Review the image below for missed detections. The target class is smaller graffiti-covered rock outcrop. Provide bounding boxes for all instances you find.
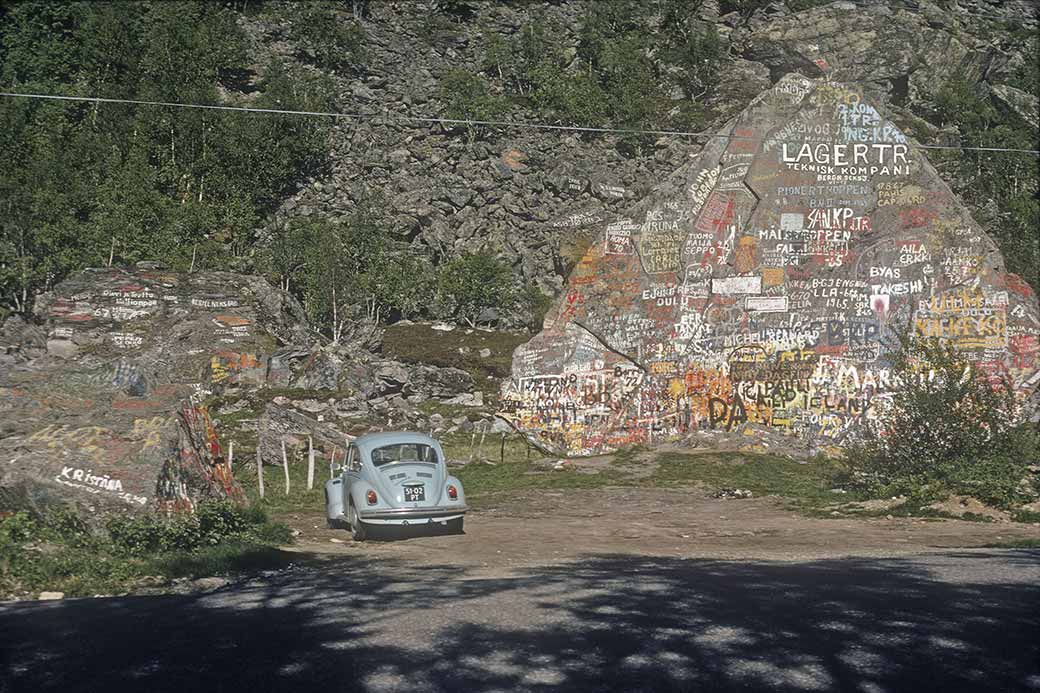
[0,266,309,514]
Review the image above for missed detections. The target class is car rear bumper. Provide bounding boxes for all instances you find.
[358,505,467,523]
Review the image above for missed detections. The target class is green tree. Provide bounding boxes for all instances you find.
[281,1,366,72]
[928,77,1039,290]
[0,1,332,312]
[436,254,515,327]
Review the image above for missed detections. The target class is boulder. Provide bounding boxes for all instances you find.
[499,75,1040,456]
[0,266,309,513]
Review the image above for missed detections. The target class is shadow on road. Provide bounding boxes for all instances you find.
[1,550,1037,692]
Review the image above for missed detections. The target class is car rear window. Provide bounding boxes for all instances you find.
[370,443,439,467]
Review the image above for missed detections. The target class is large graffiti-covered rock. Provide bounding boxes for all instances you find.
[0,266,311,513]
[499,75,1040,457]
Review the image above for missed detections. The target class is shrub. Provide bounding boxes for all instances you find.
[285,1,366,72]
[845,334,1039,508]
[0,511,37,548]
[436,253,515,327]
[437,68,508,141]
[106,500,278,556]
[927,77,1038,290]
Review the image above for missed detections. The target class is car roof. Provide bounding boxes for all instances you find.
[353,431,440,454]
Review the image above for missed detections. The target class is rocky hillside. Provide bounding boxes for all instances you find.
[2,1,1034,332]
[252,0,1038,321]
[0,0,1036,514]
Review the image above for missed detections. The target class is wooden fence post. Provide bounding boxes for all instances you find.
[227,440,234,475]
[256,421,265,499]
[330,446,337,480]
[307,436,315,490]
[500,432,506,464]
[281,438,290,495]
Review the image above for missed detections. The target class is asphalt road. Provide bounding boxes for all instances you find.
[2,549,1038,692]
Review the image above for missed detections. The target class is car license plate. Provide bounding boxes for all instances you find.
[403,486,425,502]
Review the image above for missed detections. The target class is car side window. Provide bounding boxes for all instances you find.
[347,445,360,472]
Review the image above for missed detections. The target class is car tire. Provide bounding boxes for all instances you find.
[348,501,367,542]
[445,517,464,535]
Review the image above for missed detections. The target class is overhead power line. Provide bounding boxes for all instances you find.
[1,91,1037,155]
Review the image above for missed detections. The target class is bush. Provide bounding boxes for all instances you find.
[1,502,292,597]
[927,77,1038,291]
[0,511,38,552]
[106,500,279,556]
[437,68,509,141]
[436,253,515,326]
[285,1,366,71]
[845,335,1039,508]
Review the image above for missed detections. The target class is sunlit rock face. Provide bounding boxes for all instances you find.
[0,266,309,514]
[499,75,1040,457]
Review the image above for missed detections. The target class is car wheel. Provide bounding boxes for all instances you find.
[348,501,367,542]
[445,517,464,535]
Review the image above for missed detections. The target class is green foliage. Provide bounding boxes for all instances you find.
[926,77,1039,290]
[845,335,1039,509]
[0,502,292,597]
[436,254,516,326]
[717,0,772,19]
[482,21,554,96]
[437,68,508,141]
[475,1,720,146]
[105,500,283,555]
[529,65,611,127]
[0,511,38,551]
[266,198,434,339]
[649,452,858,510]
[1005,36,1038,95]
[279,0,366,72]
[658,3,724,99]
[0,1,331,313]
[521,284,554,330]
[1011,509,1040,524]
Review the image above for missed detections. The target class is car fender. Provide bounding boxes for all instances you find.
[348,480,385,515]
[324,477,345,520]
[445,474,466,507]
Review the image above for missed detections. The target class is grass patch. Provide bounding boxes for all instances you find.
[441,430,625,507]
[1012,509,1040,524]
[0,503,295,599]
[153,543,301,579]
[647,452,861,511]
[416,400,486,421]
[381,323,531,400]
[453,461,624,507]
[234,449,328,516]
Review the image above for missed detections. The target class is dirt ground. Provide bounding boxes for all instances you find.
[276,487,1040,575]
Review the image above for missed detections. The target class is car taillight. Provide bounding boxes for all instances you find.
[447,485,458,500]
[366,490,377,505]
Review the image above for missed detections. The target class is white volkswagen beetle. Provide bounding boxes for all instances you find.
[325,432,467,540]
